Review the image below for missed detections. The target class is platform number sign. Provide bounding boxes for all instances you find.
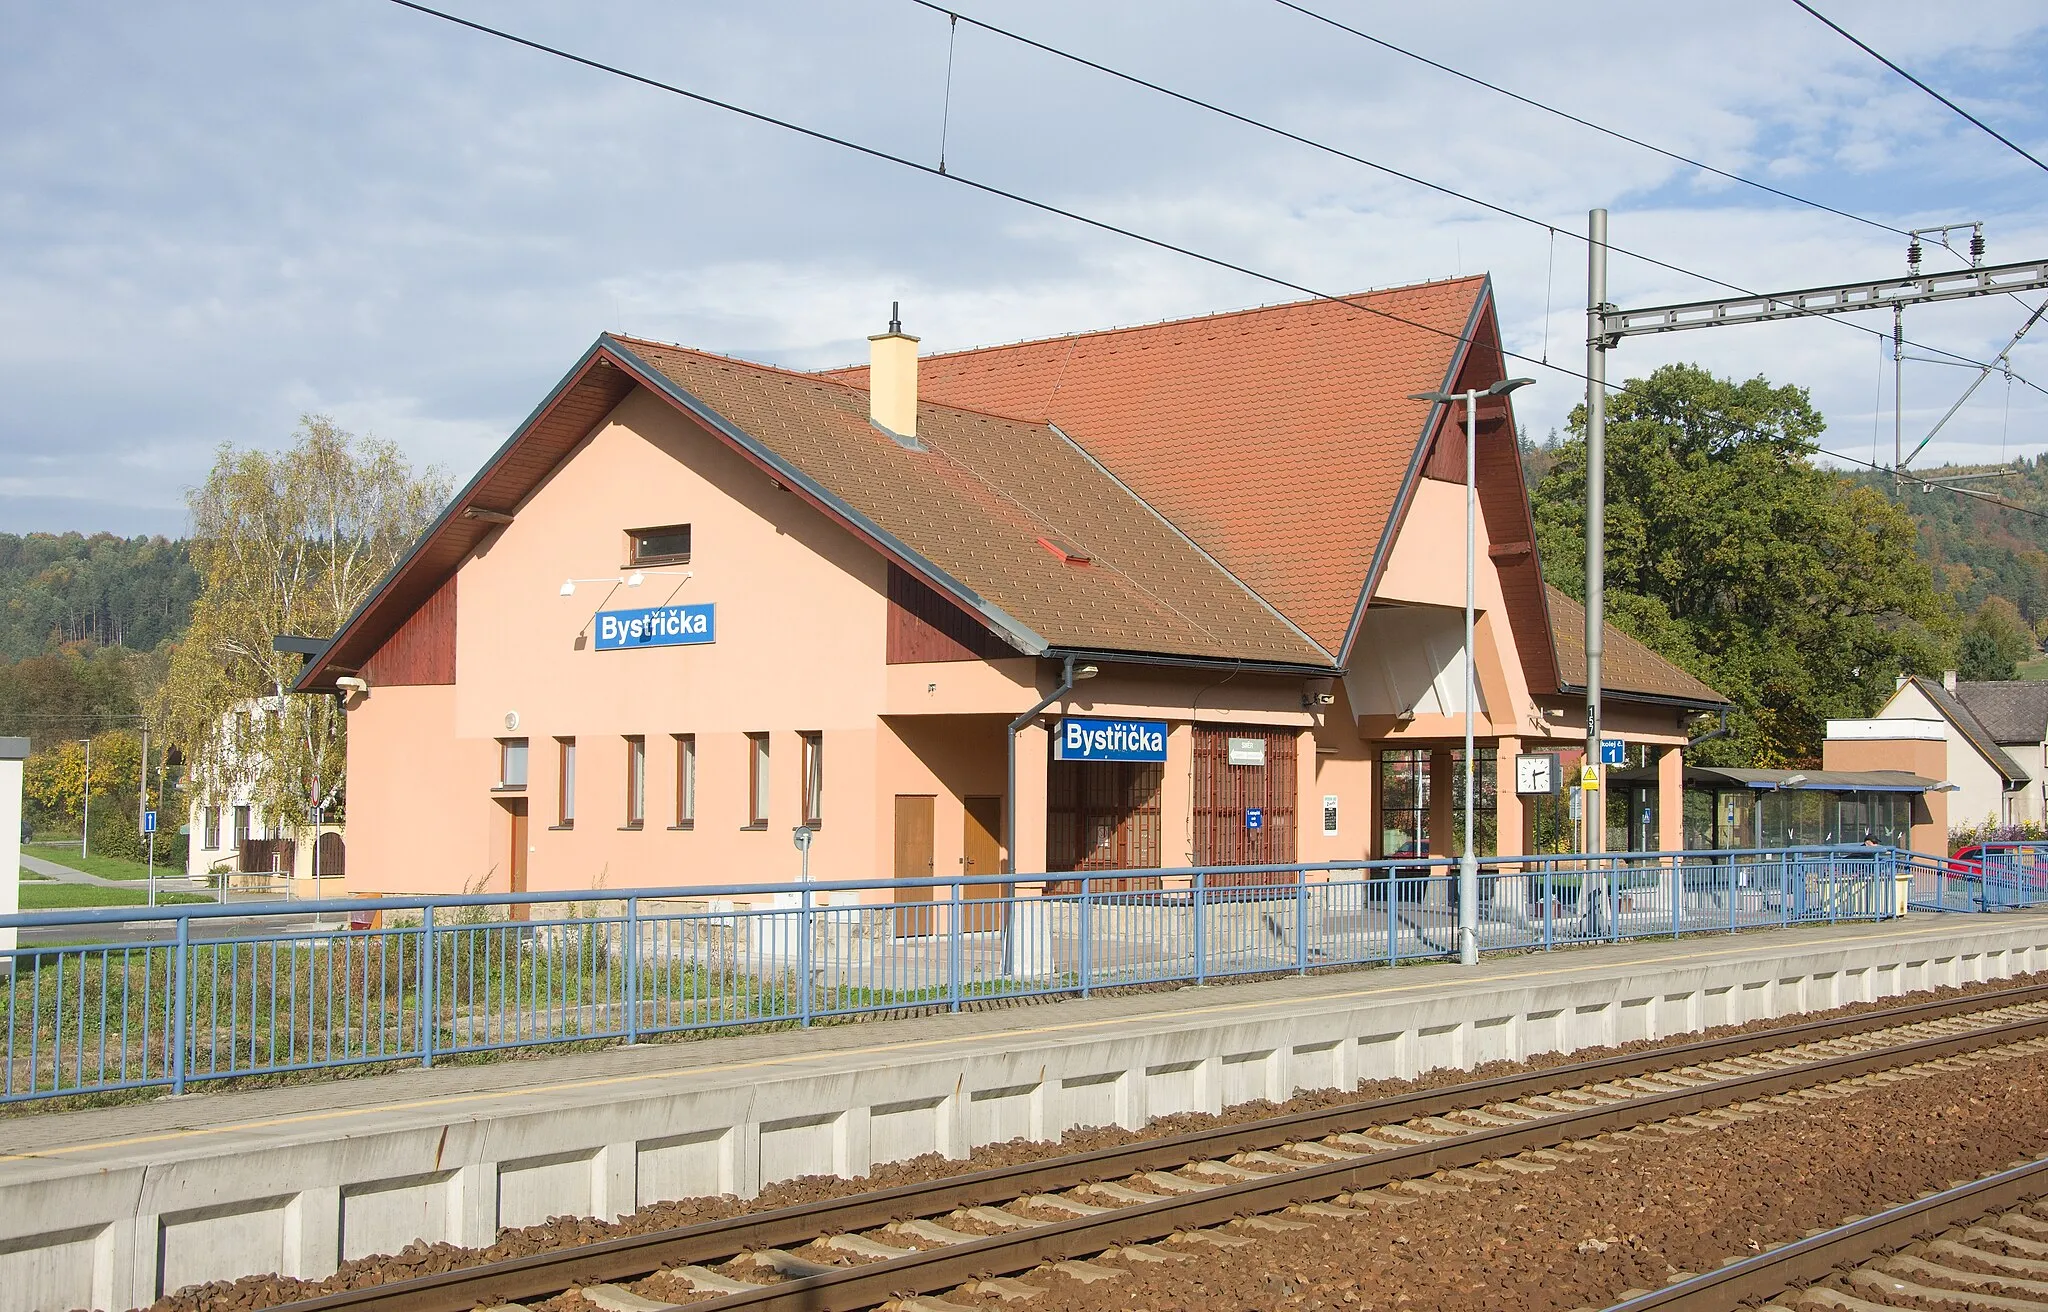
[1245,807,1264,831]
[1600,738,1626,766]
[142,810,157,835]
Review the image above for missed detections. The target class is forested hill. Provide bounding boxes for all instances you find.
[0,532,198,659]
[1852,456,2048,628]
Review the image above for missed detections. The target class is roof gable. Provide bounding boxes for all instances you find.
[301,334,1333,690]
[821,279,1491,658]
[1899,676,2031,784]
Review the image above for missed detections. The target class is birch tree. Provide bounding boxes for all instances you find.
[155,417,448,825]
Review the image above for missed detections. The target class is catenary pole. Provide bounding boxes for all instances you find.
[1584,208,1608,853]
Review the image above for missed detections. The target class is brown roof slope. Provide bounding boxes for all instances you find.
[612,338,1332,667]
[1544,586,1730,708]
[822,280,1488,656]
[1953,680,2048,745]
[1908,676,2030,784]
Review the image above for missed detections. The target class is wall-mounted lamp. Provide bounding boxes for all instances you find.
[1073,664,1100,680]
[561,570,696,645]
[335,676,368,695]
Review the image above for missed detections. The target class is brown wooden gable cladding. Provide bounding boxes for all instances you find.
[363,574,455,686]
[886,563,1017,664]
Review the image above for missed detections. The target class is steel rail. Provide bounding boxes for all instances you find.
[265,983,2048,1312]
[1604,1155,2048,1310]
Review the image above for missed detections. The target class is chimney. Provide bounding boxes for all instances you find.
[867,302,919,439]
[1943,669,1958,693]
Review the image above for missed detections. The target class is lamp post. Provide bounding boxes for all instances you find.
[79,737,92,859]
[1409,376,1535,965]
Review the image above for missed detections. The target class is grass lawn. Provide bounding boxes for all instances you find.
[2019,656,2048,681]
[19,883,209,910]
[23,845,177,882]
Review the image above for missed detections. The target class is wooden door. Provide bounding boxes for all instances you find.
[961,795,1008,932]
[892,794,936,936]
[503,798,530,920]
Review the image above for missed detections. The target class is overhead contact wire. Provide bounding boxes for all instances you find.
[909,3,2020,381]
[1791,0,2048,177]
[382,0,2039,523]
[1272,0,1916,236]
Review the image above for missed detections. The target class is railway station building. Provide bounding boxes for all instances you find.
[297,277,1735,897]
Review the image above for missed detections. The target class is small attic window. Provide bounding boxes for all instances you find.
[628,524,691,566]
[1037,536,1092,566]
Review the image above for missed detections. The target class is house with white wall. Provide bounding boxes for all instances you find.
[185,698,345,886]
[1873,675,2034,829]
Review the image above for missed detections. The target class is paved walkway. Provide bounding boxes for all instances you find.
[7,909,2041,1162]
[19,851,130,887]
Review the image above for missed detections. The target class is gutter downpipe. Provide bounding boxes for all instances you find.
[1007,655,1080,875]
[1004,655,1080,977]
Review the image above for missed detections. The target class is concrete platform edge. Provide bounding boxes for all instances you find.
[3,915,2044,1311]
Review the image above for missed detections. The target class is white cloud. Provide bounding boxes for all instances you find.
[2,0,2046,533]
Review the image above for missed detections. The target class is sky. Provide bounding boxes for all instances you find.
[3,0,2047,538]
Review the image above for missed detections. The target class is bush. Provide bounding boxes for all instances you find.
[1948,817,2048,855]
[83,808,187,867]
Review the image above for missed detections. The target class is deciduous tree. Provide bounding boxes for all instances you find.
[1532,364,1953,767]
[154,417,447,826]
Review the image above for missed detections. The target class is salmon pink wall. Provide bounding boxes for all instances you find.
[347,388,895,893]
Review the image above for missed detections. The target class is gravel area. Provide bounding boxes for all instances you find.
[136,971,2048,1312]
[950,1041,2048,1312]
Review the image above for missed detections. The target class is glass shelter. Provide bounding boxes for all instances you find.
[1603,765,1934,852]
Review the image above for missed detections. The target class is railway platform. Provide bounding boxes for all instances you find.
[5,910,2048,1311]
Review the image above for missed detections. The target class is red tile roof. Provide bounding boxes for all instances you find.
[301,278,1719,717]
[823,278,1490,657]
[1545,587,1731,708]
[613,338,1330,666]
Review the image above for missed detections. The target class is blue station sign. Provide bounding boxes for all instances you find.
[1054,717,1168,763]
[594,603,717,651]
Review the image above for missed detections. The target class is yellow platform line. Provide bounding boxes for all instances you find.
[1,916,2019,1164]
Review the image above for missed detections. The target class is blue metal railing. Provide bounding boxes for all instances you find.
[0,845,1899,1104]
[1906,842,2048,913]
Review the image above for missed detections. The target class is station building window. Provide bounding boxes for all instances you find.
[1451,746,1497,856]
[1378,748,1429,859]
[801,731,824,826]
[746,733,770,827]
[624,735,645,829]
[233,805,251,847]
[203,806,221,850]
[556,737,576,827]
[499,737,528,789]
[627,523,691,566]
[673,733,696,828]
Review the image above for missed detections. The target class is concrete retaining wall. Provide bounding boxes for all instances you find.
[5,917,2047,1311]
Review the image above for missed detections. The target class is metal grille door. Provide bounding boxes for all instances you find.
[1192,727,1297,882]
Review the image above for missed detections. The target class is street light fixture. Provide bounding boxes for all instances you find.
[1409,376,1536,965]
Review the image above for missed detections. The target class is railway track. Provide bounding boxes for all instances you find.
[1603,1155,2048,1310]
[264,983,2048,1312]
